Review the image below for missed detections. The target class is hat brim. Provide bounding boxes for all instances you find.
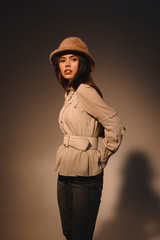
[49,49,95,71]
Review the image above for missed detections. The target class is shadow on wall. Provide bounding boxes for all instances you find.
[95,150,160,240]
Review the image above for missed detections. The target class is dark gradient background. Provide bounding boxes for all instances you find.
[1,1,160,240]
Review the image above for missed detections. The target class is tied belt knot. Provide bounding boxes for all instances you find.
[63,135,98,151]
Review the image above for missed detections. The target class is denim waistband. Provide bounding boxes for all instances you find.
[58,171,103,183]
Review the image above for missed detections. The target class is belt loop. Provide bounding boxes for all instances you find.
[67,135,70,147]
[64,135,70,147]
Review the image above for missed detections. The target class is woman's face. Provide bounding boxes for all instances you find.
[59,54,79,83]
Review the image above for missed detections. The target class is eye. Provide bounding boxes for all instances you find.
[59,59,65,63]
[71,57,78,62]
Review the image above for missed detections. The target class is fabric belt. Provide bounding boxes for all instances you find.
[63,135,98,151]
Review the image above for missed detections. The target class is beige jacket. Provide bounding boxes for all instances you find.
[55,83,125,176]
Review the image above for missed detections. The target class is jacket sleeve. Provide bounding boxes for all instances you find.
[77,84,126,167]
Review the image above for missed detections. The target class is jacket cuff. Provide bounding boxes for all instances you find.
[101,143,113,159]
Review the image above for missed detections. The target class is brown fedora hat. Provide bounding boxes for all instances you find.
[49,37,95,71]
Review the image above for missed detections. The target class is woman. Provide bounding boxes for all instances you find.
[49,37,125,240]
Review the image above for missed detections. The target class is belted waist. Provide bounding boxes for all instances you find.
[63,135,98,151]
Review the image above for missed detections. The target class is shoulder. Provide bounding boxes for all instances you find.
[75,84,116,120]
[75,83,104,111]
[76,84,99,98]
[77,83,94,91]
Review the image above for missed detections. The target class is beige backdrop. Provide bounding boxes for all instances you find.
[1,1,160,240]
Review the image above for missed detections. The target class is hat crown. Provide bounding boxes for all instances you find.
[59,37,89,52]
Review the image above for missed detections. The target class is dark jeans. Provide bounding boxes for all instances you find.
[57,172,103,240]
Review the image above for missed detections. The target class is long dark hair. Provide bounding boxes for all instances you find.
[54,53,103,98]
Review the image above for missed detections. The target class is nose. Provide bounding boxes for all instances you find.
[65,59,71,67]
